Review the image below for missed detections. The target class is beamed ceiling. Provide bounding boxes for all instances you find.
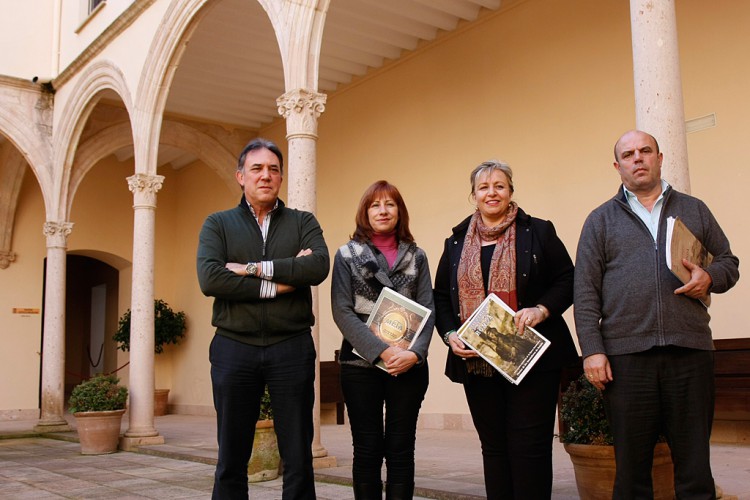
[165,0,505,130]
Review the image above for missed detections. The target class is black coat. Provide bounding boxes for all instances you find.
[433,208,578,383]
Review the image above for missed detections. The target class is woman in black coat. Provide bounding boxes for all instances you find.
[433,160,577,500]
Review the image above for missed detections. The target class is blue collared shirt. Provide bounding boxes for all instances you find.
[623,179,669,241]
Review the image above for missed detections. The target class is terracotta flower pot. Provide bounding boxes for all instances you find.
[154,389,170,416]
[564,441,674,500]
[73,409,126,455]
[248,420,280,482]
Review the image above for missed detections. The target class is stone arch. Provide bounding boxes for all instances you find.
[157,120,238,189]
[0,82,54,207]
[133,0,321,177]
[0,142,28,268]
[67,119,237,216]
[134,0,225,178]
[53,60,134,222]
[0,79,56,268]
[275,0,330,90]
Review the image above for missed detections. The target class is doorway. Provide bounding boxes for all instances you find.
[63,255,120,399]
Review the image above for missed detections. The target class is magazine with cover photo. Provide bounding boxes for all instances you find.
[457,293,550,385]
[353,287,432,371]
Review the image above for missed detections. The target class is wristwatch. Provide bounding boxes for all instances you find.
[245,262,258,277]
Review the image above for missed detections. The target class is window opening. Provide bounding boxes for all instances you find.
[89,0,106,15]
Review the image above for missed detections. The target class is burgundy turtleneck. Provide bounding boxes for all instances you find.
[371,231,398,268]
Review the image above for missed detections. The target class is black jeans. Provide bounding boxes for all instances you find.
[605,346,715,500]
[463,368,561,500]
[210,333,317,500]
[340,362,429,485]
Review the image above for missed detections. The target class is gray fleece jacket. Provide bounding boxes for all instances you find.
[574,185,739,357]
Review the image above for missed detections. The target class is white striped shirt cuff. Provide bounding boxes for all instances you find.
[259,261,274,280]
[259,279,277,299]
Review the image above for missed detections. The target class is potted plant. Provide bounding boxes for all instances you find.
[68,374,128,454]
[560,373,674,499]
[113,299,186,415]
[248,385,280,482]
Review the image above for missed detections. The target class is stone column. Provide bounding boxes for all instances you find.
[630,0,690,193]
[35,221,74,432]
[121,173,165,449]
[277,88,335,466]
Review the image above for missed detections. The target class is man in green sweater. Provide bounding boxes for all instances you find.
[197,138,329,499]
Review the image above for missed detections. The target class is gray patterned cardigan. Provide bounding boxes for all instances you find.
[331,239,435,367]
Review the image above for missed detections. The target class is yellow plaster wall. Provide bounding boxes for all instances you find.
[677,0,750,337]
[66,155,135,387]
[0,168,47,413]
[65,152,239,407]
[299,0,748,418]
[153,159,237,411]
[68,157,135,257]
[309,0,637,417]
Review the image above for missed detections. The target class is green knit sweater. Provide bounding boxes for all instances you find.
[197,198,329,345]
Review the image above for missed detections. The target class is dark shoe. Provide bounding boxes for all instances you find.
[385,482,414,500]
[353,481,383,499]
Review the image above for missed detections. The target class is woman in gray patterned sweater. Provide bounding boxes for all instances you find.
[331,180,435,500]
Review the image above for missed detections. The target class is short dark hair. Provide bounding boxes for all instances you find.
[352,180,414,244]
[237,138,284,174]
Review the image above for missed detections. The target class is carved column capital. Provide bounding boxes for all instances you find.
[43,221,74,248]
[277,89,327,138]
[127,174,165,208]
[0,250,16,269]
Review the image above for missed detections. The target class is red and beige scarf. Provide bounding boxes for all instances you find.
[457,203,518,375]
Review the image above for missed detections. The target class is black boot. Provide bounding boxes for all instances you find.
[385,482,414,500]
[353,481,383,499]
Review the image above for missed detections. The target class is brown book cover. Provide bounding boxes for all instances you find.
[666,216,713,306]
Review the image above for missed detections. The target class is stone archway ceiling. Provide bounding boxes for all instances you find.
[165,0,503,131]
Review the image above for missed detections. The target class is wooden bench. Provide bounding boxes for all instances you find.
[712,338,750,443]
[558,339,750,443]
[320,351,345,425]
[714,338,750,418]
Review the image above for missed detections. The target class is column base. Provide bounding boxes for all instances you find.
[124,425,159,438]
[312,443,328,458]
[119,434,165,451]
[313,455,337,469]
[34,420,71,433]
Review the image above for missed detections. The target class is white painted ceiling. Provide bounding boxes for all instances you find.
[165,0,504,131]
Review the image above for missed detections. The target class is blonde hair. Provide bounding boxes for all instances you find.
[469,160,513,195]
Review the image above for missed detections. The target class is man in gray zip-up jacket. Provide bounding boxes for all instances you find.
[574,130,739,499]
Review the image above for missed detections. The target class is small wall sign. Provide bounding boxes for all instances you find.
[13,308,40,315]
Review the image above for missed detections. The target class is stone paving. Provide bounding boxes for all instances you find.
[0,415,748,499]
[0,437,386,500]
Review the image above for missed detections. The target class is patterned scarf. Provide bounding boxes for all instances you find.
[457,203,518,375]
